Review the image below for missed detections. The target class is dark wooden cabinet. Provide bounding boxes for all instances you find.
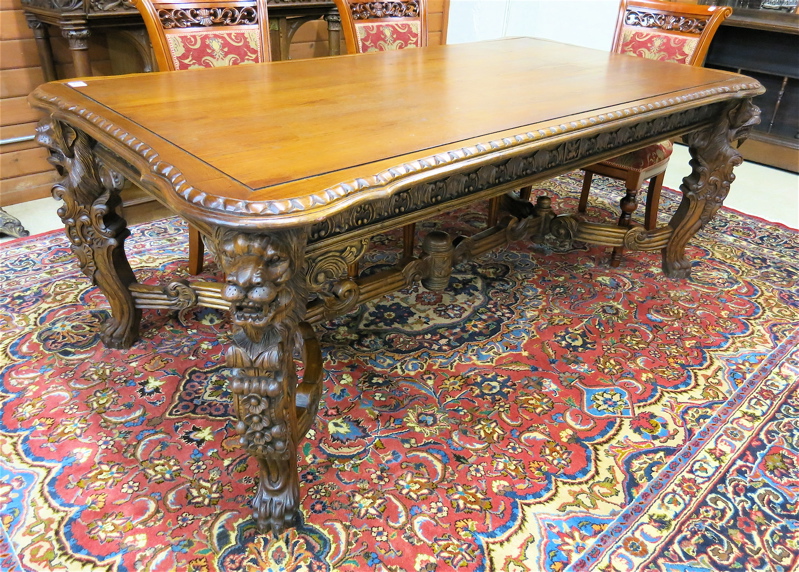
[22,0,342,82]
[701,2,799,172]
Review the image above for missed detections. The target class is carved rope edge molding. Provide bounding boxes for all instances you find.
[33,81,762,219]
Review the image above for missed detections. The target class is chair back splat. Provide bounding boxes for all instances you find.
[612,0,731,66]
[134,0,272,72]
[334,0,428,54]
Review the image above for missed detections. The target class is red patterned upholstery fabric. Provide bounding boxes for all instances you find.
[354,21,422,52]
[619,29,698,64]
[165,29,262,70]
[601,140,674,172]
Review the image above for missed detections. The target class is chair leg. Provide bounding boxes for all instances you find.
[609,180,641,267]
[578,171,593,214]
[643,171,665,231]
[487,196,502,227]
[519,185,532,202]
[402,223,416,260]
[188,226,204,275]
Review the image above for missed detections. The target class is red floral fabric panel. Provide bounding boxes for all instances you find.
[602,140,674,171]
[354,21,422,52]
[165,28,262,70]
[619,29,698,64]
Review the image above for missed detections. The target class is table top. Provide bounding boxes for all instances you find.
[30,37,762,228]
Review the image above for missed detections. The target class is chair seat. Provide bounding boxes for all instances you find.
[600,139,673,172]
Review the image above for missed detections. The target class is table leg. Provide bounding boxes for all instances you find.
[211,227,322,534]
[662,98,761,279]
[62,25,93,78]
[36,118,141,348]
[26,15,57,82]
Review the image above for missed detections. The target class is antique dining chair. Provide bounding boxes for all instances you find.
[334,0,428,265]
[577,0,732,266]
[334,0,428,55]
[133,0,272,274]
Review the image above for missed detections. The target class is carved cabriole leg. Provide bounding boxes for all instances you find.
[212,227,321,534]
[36,118,141,349]
[663,99,761,278]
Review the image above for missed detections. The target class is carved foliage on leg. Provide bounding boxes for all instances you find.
[215,227,318,533]
[664,99,760,278]
[36,118,140,348]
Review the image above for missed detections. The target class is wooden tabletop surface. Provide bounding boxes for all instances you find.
[31,37,762,225]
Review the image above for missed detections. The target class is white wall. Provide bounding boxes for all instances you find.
[447,0,619,52]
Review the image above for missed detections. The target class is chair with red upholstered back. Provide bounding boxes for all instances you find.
[132,0,272,274]
[334,0,428,54]
[578,0,731,266]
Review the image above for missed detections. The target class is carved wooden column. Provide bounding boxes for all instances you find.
[35,118,141,348]
[421,230,453,291]
[25,15,57,82]
[325,12,341,56]
[62,24,92,77]
[211,227,322,534]
[663,99,761,278]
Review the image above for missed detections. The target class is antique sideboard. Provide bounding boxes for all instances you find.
[22,0,341,81]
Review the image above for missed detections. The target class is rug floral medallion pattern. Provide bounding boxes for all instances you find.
[0,173,797,572]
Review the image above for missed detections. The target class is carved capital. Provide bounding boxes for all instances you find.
[664,99,761,278]
[306,237,369,292]
[25,14,46,32]
[63,28,91,50]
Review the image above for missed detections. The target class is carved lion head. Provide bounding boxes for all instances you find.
[216,230,305,342]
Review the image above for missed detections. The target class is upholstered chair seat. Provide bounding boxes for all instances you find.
[601,140,674,172]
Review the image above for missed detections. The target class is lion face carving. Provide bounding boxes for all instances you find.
[216,231,301,342]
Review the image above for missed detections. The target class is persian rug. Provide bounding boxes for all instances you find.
[0,172,797,572]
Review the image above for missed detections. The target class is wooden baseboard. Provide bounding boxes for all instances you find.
[740,136,799,173]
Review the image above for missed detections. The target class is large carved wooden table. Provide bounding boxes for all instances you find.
[29,38,763,534]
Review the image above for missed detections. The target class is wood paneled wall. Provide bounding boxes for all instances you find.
[1,0,55,207]
[0,0,448,207]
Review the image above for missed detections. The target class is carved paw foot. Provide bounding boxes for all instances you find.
[252,476,300,534]
[663,258,692,280]
[100,317,139,349]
